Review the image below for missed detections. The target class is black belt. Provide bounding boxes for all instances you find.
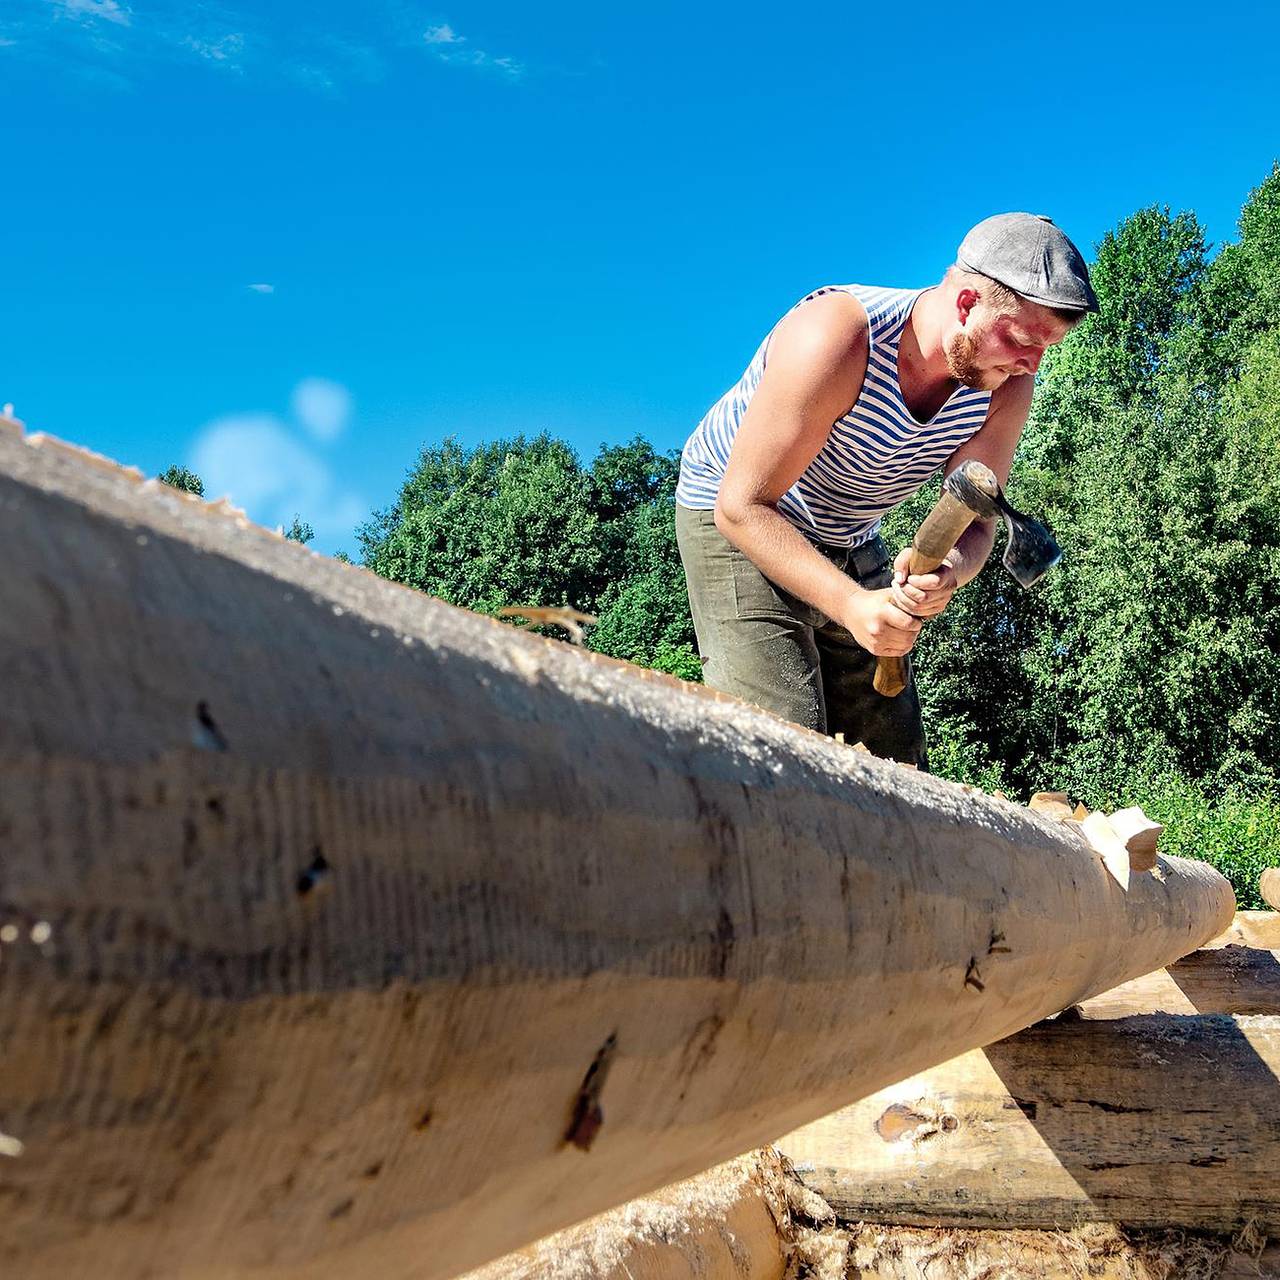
[813,535,889,581]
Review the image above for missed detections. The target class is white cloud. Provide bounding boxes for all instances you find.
[422,20,522,78]
[247,282,274,294]
[181,31,244,65]
[190,380,364,539]
[292,377,352,443]
[435,46,522,77]
[50,0,131,27]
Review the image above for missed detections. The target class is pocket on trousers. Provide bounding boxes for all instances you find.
[731,556,826,629]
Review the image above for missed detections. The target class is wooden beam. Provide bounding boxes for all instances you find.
[780,1006,1280,1231]
[1261,869,1280,912]
[1077,942,1280,1018]
[1211,910,1280,949]
[0,429,1235,1280]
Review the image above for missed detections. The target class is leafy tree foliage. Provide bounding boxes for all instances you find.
[358,433,697,674]
[159,464,204,496]
[284,516,315,545]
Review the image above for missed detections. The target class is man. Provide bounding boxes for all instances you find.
[675,213,1097,766]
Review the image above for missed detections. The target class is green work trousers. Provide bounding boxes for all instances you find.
[675,504,928,767]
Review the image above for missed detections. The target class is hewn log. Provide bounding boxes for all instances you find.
[0,429,1235,1280]
[458,1152,788,1280]
[1211,910,1280,949]
[1261,869,1280,912]
[1078,942,1280,1018]
[780,1012,1280,1231]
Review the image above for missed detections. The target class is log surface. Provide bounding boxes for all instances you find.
[1078,942,1280,1018]
[1261,869,1280,912]
[1211,910,1280,950]
[0,430,1235,1279]
[457,1152,788,1280]
[781,1012,1280,1231]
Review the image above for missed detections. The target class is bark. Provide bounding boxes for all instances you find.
[0,430,1235,1279]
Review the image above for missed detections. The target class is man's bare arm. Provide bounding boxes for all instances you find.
[714,292,922,658]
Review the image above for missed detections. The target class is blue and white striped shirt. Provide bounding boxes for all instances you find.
[676,284,993,548]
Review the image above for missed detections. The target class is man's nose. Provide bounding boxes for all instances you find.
[1020,348,1045,375]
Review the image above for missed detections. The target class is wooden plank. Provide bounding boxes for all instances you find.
[0,429,1236,1280]
[780,1012,1280,1232]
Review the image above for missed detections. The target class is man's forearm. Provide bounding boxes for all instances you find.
[945,518,997,587]
[714,500,860,620]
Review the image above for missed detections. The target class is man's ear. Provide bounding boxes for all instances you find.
[956,288,980,327]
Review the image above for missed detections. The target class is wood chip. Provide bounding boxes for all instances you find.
[1029,791,1075,821]
[1079,811,1131,891]
[1108,806,1163,873]
[496,605,599,645]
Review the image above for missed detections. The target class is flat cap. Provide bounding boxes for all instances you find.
[957,213,1098,313]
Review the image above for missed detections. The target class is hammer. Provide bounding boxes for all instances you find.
[872,460,1062,697]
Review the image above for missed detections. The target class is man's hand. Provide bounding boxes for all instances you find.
[890,546,960,619]
[843,587,923,657]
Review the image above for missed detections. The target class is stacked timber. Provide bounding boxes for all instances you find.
[779,925,1280,1235]
[0,423,1237,1278]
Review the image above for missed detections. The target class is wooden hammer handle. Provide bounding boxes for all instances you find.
[872,490,984,698]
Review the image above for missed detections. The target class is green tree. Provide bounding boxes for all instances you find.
[284,516,315,545]
[584,439,698,672]
[359,434,602,614]
[358,433,698,676]
[158,464,204,496]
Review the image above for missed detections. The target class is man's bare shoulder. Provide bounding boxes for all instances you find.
[988,373,1036,420]
[767,290,870,383]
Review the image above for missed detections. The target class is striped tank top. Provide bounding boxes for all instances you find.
[676,284,993,548]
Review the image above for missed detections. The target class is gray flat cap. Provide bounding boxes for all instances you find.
[957,213,1098,313]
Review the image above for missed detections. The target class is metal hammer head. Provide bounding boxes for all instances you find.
[943,460,1062,589]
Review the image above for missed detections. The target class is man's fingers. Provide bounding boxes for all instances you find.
[876,634,918,656]
[883,605,922,633]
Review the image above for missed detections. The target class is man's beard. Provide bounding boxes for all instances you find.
[945,326,1006,391]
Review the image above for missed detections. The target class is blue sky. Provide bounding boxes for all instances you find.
[3,1,1278,555]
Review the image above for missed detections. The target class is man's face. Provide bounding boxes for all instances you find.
[946,301,1076,391]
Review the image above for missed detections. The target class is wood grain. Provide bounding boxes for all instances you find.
[781,1008,1280,1231]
